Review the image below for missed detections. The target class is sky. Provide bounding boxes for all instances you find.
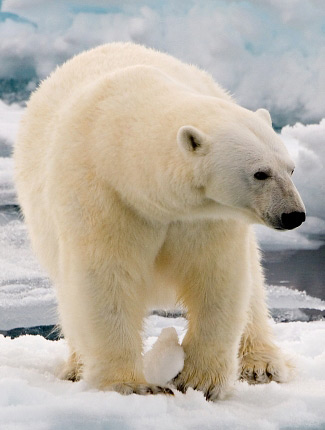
[0,0,324,127]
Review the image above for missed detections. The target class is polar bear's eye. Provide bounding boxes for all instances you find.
[254,171,269,180]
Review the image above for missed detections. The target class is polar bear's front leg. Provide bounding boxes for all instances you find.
[239,231,293,384]
[58,257,149,392]
[166,221,252,400]
[56,203,172,395]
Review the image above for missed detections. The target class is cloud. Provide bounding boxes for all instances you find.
[255,219,325,251]
[0,0,324,126]
[281,120,325,221]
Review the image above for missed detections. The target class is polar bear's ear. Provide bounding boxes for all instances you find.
[177,126,210,156]
[256,108,272,127]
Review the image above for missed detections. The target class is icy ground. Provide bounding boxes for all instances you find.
[0,317,324,430]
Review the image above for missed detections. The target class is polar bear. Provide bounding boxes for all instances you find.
[14,42,305,400]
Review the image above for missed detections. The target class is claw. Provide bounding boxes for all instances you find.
[175,382,187,393]
[162,387,174,396]
[108,382,174,396]
[205,385,222,402]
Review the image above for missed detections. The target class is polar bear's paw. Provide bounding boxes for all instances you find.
[240,346,294,384]
[171,363,234,401]
[107,382,174,396]
[58,352,82,382]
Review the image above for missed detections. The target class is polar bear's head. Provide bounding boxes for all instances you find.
[177,105,305,230]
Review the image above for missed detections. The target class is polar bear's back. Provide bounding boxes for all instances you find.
[37,43,229,110]
[17,43,231,172]
[16,43,230,182]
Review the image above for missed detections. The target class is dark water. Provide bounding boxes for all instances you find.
[263,245,325,300]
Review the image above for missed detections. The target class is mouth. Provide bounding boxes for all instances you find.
[263,213,286,231]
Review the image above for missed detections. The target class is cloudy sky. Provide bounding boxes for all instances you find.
[0,0,325,127]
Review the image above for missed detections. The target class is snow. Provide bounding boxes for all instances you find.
[143,327,184,386]
[0,317,324,429]
[266,285,325,311]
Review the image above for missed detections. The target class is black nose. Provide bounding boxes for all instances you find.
[281,211,306,230]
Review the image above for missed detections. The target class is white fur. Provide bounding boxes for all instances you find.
[14,42,304,399]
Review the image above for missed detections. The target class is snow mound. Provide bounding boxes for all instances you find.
[143,327,184,385]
